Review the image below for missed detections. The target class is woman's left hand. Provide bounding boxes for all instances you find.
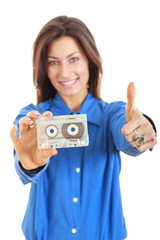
[121,83,157,152]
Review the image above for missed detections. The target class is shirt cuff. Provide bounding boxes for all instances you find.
[19,161,46,174]
[14,152,50,184]
[143,114,157,152]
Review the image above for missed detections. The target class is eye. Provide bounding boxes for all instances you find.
[48,61,59,65]
[70,57,79,63]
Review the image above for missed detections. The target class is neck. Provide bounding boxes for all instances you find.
[59,91,88,112]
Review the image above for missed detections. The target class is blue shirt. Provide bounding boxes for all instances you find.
[14,93,141,240]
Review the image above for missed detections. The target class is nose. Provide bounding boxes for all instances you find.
[60,63,70,79]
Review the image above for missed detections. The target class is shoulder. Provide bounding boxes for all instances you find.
[95,97,126,115]
[18,100,52,115]
[108,101,126,114]
[13,100,52,125]
[88,96,127,127]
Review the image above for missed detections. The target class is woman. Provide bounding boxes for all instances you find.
[10,16,157,240]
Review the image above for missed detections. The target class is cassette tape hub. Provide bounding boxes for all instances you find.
[36,114,89,149]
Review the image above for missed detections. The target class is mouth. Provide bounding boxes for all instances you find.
[60,78,78,86]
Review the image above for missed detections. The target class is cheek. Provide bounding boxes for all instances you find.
[77,64,89,81]
[47,68,57,83]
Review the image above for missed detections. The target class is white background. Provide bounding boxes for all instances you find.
[0,0,160,239]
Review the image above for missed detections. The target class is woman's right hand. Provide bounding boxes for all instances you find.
[10,110,58,170]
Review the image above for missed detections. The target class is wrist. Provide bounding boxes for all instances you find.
[19,161,46,174]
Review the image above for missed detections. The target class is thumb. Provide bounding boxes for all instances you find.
[41,148,58,164]
[10,125,19,145]
[42,148,58,159]
[126,82,136,122]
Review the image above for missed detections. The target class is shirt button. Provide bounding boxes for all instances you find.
[76,168,80,173]
[73,197,78,203]
[72,228,77,234]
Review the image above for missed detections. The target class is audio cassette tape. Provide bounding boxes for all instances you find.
[36,114,89,149]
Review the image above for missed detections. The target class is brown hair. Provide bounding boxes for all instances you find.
[33,16,103,104]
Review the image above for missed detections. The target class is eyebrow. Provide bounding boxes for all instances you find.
[47,51,80,59]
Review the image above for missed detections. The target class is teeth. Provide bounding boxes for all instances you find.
[61,79,77,86]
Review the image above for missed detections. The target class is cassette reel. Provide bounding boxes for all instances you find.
[36,114,89,149]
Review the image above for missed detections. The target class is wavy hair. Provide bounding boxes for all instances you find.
[33,16,103,104]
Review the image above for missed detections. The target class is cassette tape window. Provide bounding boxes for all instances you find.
[10,16,157,240]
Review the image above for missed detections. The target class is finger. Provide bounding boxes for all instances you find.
[129,128,157,148]
[10,125,19,144]
[26,111,42,129]
[126,82,136,122]
[124,122,156,143]
[19,116,33,136]
[135,138,157,152]
[137,123,156,141]
[121,113,143,135]
[42,111,53,117]
[42,148,58,159]
[27,110,41,120]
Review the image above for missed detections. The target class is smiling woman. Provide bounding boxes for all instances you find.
[10,15,157,240]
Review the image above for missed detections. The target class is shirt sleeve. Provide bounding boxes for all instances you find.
[14,151,50,184]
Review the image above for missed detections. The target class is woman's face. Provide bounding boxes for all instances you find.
[46,36,89,101]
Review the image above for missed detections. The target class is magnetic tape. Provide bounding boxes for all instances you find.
[36,114,89,149]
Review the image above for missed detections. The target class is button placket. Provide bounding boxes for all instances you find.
[71,148,82,236]
[72,228,77,234]
[73,197,79,203]
[73,169,80,204]
[76,167,81,173]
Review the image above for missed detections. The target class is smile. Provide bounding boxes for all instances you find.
[60,79,78,86]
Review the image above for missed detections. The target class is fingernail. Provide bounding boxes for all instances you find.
[45,111,52,116]
[130,82,134,84]
[34,112,41,118]
[26,117,32,123]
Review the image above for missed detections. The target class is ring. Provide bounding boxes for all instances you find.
[134,130,145,145]
[29,123,36,129]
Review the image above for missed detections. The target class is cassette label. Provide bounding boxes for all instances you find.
[36,114,89,149]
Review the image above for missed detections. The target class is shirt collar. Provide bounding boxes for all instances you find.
[51,93,102,127]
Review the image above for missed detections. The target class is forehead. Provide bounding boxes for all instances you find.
[47,36,83,56]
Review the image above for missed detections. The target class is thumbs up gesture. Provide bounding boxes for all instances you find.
[121,82,157,152]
